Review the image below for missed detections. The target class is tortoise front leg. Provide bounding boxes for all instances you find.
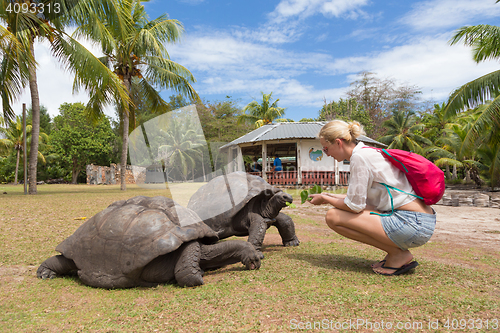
[273,212,300,247]
[174,241,204,287]
[247,213,268,257]
[37,255,78,279]
[199,240,261,271]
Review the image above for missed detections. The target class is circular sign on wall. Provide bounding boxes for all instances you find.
[309,147,323,161]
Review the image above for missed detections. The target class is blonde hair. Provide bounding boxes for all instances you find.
[318,120,365,144]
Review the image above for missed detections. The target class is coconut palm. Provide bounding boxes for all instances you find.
[238,92,287,128]
[446,23,500,142]
[156,116,205,182]
[0,115,49,184]
[476,135,500,189]
[0,22,34,123]
[422,102,456,141]
[378,110,431,154]
[427,117,484,184]
[0,0,129,193]
[422,102,459,178]
[457,102,500,187]
[73,0,197,190]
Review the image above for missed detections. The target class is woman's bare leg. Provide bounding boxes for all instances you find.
[325,208,413,274]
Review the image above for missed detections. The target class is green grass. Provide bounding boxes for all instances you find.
[1,184,499,332]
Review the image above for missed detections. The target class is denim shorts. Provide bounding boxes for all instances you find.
[380,209,436,251]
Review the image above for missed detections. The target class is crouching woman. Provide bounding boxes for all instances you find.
[309,120,436,275]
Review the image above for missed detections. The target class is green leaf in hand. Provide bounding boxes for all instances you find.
[310,184,322,195]
[300,190,310,204]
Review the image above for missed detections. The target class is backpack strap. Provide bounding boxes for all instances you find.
[363,146,409,173]
[379,149,409,173]
[369,183,423,217]
[363,147,422,216]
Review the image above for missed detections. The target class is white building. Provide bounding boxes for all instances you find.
[221,122,386,186]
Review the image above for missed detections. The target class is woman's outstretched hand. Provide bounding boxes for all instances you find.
[309,193,325,205]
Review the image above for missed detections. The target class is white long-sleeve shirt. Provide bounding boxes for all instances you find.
[344,142,417,213]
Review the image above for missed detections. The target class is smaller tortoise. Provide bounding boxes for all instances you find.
[187,172,299,256]
[37,196,261,288]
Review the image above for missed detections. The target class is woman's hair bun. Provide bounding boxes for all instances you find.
[347,121,363,140]
[319,119,365,143]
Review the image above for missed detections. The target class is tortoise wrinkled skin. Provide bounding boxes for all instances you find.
[187,172,300,256]
[37,196,261,288]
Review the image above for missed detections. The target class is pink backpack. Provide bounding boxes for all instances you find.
[365,147,445,207]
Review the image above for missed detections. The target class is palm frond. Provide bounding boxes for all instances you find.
[49,31,131,120]
[434,157,463,168]
[144,56,197,100]
[444,70,500,118]
[449,25,500,62]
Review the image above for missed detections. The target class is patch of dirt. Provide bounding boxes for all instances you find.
[0,265,37,284]
[429,205,500,248]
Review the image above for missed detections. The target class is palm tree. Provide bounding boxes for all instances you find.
[476,135,500,189]
[0,116,49,184]
[446,22,500,141]
[378,110,431,154]
[422,102,458,178]
[446,17,500,185]
[422,102,455,141]
[238,92,286,128]
[456,102,500,187]
[0,0,129,194]
[157,116,205,182]
[427,118,482,184]
[73,0,197,190]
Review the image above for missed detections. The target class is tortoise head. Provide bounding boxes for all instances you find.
[260,188,293,219]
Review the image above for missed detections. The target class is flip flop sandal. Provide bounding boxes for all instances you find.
[376,261,419,276]
[370,259,386,268]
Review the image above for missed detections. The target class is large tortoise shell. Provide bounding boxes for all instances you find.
[187,172,280,221]
[56,196,218,288]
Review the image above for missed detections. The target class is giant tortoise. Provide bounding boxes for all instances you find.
[37,196,261,288]
[187,172,299,256]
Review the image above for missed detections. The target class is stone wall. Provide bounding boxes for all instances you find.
[86,164,146,185]
[436,189,500,208]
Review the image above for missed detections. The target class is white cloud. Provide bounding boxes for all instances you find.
[233,22,304,44]
[170,28,499,116]
[169,32,334,79]
[401,0,500,31]
[344,35,499,101]
[270,0,370,22]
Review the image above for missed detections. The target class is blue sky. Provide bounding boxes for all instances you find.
[11,0,500,121]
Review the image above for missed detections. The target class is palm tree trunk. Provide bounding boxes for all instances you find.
[14,149,20,185]
[28,39,40,194]
[452,164,457,180]
[465,169,471,183]
[445,165,451,180]
[120,76,132,191]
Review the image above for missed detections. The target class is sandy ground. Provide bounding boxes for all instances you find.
[429,205,500,248]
